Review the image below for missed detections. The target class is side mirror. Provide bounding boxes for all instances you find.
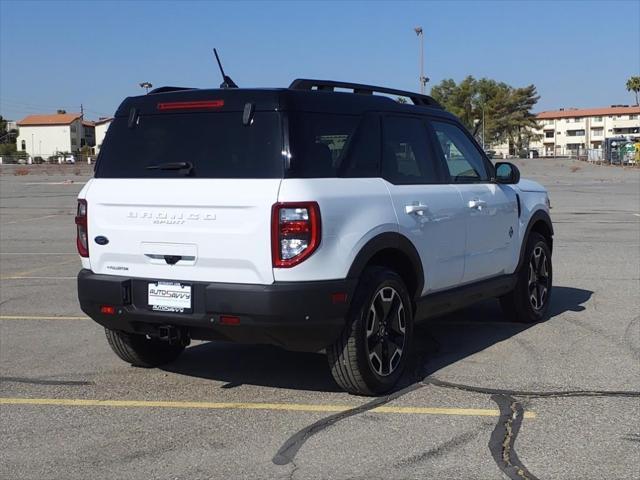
[494,162,520,184]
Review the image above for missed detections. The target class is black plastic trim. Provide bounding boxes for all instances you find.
[515,210,554,273]
[415,274,518,321]
[346,232,424,299]
[77,270,357,352]
[289,78,443,108]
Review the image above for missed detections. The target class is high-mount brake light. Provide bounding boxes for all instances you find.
[156,100,224,111]
[75,199,89,257]
[271,202,321,268]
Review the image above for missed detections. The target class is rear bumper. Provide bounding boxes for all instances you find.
[77,269,357,352]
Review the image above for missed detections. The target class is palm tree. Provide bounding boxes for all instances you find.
[626,76,640,106]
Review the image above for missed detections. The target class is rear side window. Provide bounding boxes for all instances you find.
[95,112,283,178]
[287,113,380,178]
[381,116,440,184]
[287,113,358,178]
[430,120,489,182]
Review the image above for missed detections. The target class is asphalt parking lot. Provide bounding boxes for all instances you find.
[1,159,638,480]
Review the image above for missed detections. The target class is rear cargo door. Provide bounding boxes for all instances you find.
[87,108,283,284]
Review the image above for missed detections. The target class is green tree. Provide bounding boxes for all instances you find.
[626,76,640,106]
[430,76,540,153]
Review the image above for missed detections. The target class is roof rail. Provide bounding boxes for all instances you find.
[289,79,442,108]
[148,86,197,95]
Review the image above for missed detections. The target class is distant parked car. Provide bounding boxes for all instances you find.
[33,156,45,164]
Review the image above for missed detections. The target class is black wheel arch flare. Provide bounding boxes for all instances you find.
[347,232,425,300]
[516,209,554,273]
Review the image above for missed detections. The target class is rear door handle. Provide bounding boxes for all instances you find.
[468,199,487,210]
[405,203,429,216]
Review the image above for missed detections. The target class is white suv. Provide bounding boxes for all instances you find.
[76,79,553,395]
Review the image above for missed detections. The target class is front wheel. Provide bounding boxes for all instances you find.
[500,232,553,323]
[327,267,413,395]
[105,328,185,367]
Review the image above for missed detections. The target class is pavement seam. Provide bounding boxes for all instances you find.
[489,394,539,480]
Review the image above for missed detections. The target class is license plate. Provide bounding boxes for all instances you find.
[148,281,192,313]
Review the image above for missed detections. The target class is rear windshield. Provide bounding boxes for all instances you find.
[95,112,283,178]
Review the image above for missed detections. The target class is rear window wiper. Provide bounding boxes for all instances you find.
[146,162,193,174]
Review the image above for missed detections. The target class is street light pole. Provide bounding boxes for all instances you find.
[414,27,426,94]
[139,82,153,94]
[482,101,485,150]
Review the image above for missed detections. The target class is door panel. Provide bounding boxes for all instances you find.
[428,119,519,283]
[381,115,466,294]
[387,183,466,293]
[455,183,519,282]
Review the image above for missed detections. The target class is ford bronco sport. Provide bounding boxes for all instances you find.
[77,79,553,395]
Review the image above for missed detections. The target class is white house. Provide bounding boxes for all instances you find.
[94,117,113,154]
[16,113,83,157]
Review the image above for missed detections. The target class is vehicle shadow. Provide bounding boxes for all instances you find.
[161,286,593,393]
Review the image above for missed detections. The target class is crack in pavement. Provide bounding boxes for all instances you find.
[489,394,539,480]
[272,373,639,475]
[424,377,640,399]
[272,382,424,465]
[425,377,640,479]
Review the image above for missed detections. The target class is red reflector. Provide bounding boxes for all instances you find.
[157,100,224,111]
[280,220,311,236]
[100,305,115,315]
[219,315,240,326]
[331,293,348,304]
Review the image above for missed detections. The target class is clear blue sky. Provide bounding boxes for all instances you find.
[1,0,639,121]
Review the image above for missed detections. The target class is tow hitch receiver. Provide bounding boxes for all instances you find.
[158,325,190,346]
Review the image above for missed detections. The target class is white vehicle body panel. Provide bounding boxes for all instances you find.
[383,181,466,294]
[81,178,281,284]
[79,176,550,293]
[455,183,520,283]
[273,178,398,282]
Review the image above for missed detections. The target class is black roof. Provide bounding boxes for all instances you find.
[115,79,454,120]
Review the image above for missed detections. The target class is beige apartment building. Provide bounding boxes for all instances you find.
[531,105,639,156]
[492,105,640,158]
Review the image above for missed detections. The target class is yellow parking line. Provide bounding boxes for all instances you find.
[1,276,77,280]
[0,315,86,321]
[0,397,535,418]
[4,258,78,279]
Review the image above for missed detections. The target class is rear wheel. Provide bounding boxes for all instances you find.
[500,232,552,323]
[105,328,185,367]
[328,267,413,395]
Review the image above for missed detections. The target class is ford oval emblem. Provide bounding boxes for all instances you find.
[94,236,109,245]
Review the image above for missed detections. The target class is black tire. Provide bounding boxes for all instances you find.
[105,328,185,367]
[327,267,414,396]
[500,232,553,323]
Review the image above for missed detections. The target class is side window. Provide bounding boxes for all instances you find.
[288,113,359,178]
[340,114,380,178]
[382,116,440,184]
[430,121,489,182]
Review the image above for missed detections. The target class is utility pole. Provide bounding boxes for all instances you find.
[482,98,485,150]
[414,27,428,94]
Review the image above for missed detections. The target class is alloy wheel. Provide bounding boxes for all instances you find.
[365,286,407,376]
[528,246,550,310]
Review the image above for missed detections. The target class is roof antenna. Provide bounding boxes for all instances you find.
[213,48,238,89]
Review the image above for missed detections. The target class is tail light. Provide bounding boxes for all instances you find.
[271,202,321,268]
[75,199,89,257]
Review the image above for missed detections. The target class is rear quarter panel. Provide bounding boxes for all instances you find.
[274,178,398,282]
